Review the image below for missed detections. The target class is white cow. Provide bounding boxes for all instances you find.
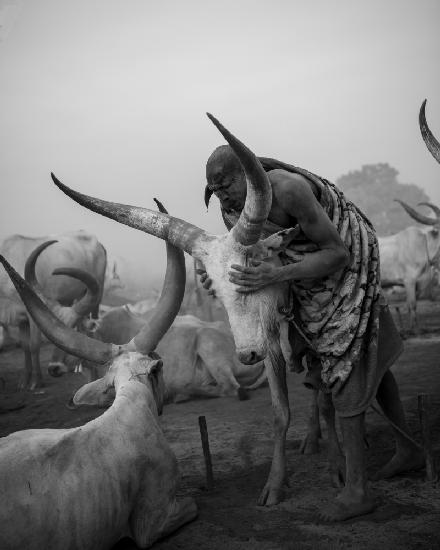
[0,223,197,550]
[379,224,434,330]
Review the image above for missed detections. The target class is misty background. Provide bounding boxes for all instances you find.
[1,0,439,302]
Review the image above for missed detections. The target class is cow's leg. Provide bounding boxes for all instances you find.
[371,370,424,480]
[18,321,32,390]
[318,392,344,488]
[319,412,375,521]
[29,320,43,390]
[132,497,197,547]
[404,280,418,332]
[197,331,245,400]
[258,343,290,506]
[299,388,321,454]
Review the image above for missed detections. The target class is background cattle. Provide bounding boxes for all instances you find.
[379,198,440,331]
[0,231,110,389]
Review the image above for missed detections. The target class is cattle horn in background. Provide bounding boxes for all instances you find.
[417,202,440,220]
[395,199,439,226]
[206,113,272,245]
[24,240,101,322]
[420,100,440,164]
[0,254,119,364]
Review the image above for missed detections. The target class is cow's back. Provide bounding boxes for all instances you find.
[379,227,429,283]
[0,232,107,306]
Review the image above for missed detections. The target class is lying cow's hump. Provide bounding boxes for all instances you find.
[0,428,80,477]
[171,314,228,333]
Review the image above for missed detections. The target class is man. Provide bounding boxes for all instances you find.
[202,145,424,521]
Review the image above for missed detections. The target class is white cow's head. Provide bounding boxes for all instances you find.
[50,115,295,364]
[0,214,186,416]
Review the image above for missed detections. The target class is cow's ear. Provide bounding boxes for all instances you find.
[147,358,163,378]
[73,378,115,407]
[261,227,300,256]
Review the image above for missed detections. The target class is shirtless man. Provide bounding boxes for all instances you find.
[202,145,424,521]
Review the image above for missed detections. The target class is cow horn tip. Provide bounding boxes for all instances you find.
[153,198,168,214]
[206,112,221,128]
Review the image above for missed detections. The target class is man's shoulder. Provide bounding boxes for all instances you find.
[268,169,318,207]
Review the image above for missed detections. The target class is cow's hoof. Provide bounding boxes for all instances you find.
[237,387,249,401]
[257,482,283,506]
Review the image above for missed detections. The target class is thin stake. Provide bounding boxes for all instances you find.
[198,415,214,489]
[370,403,424,451]
[418,394,438,482]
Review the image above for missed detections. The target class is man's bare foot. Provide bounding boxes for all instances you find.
[371,447,425,480]
[328,454,346,488]
[318,493,376,522]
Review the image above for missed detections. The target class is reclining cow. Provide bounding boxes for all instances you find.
[0,227,197,549]
[60,310,267,402]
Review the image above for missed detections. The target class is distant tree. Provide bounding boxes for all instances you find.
[336,163,431,236]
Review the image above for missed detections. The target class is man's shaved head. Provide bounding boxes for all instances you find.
[206,145,243,187]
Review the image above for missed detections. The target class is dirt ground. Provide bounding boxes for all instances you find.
[1,301,440,550]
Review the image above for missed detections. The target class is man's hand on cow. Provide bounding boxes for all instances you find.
[229,260,279,293]
[195,268,216,296]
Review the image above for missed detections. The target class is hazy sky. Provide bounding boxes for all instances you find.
[1,0,439,288]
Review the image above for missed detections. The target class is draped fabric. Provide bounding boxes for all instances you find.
[221,163,382,389]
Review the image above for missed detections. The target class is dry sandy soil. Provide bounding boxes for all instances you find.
[1,301,440,550]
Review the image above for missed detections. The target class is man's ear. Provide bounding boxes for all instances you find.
[204,185,213,209]
[261,227,301,256]
[73,378,115,408]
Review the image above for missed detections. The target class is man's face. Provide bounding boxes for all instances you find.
[206,146,247,212]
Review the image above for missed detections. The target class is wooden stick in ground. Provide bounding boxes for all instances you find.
[198,415,214,489]
[418,394,438,482]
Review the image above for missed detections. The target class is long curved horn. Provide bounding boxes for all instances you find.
[206,113,272,245]
[395,199,438,225]
[420,100,440,164]
[52,267,100,318]
[129,198,186,354]
[1,254,120,364]
[24,240,101,322]
[24,240,59,306]
[418,202,440,220]
[51,173,212,258]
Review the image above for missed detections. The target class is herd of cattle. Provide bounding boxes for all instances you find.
[0,101,439,548]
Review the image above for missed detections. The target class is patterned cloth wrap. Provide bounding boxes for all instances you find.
[221,159,403,415]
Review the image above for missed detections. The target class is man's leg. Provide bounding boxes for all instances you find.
[300,388,321,454]
[320,412,375,521]
[318,392,345,488]
[372,370,424,479]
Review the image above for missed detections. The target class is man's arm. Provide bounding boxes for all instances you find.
[229,170,350,292]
